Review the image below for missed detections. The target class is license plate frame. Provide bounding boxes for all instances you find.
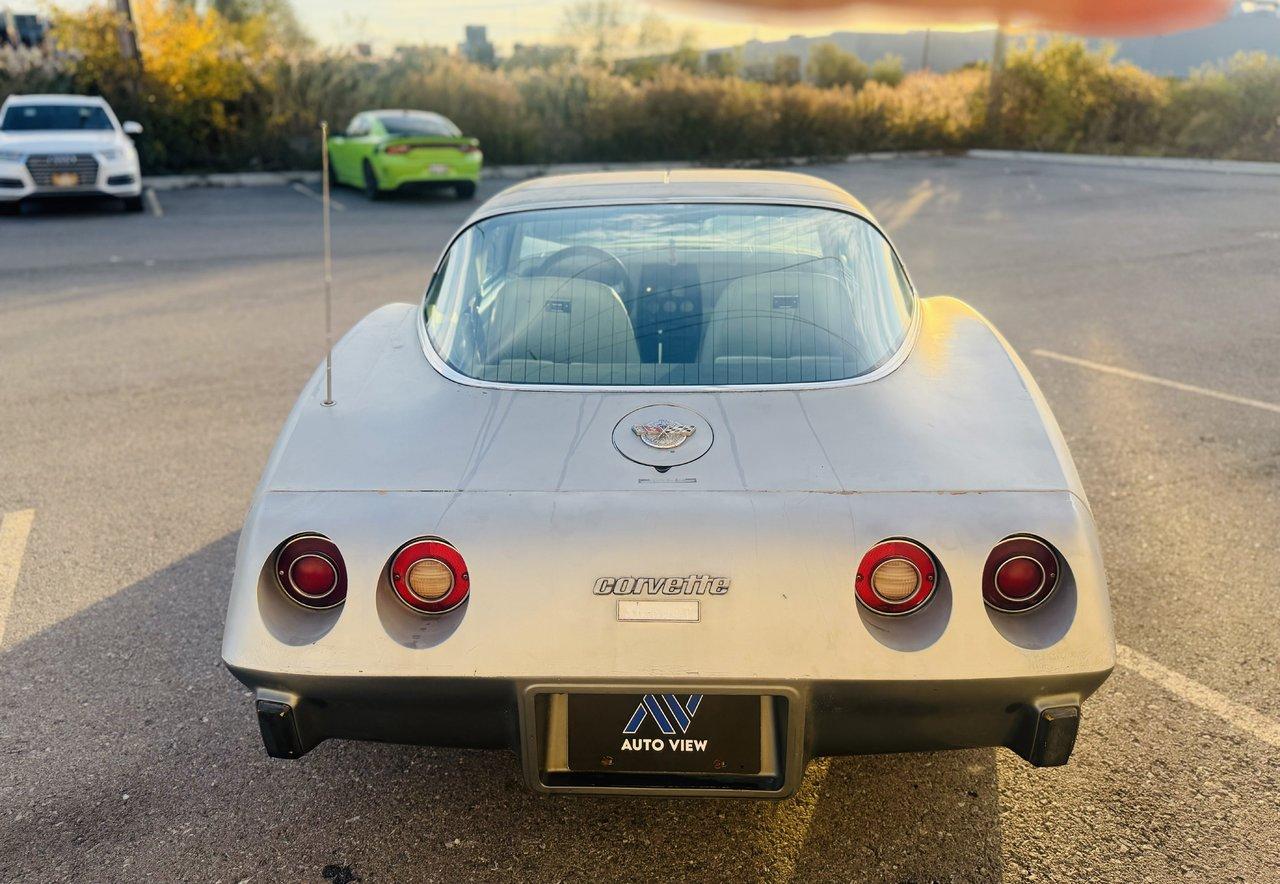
[51,171,81,188]
[567,692,762,775]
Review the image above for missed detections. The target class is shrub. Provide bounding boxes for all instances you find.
[994,38,1170,153]
[869,54,905,87]
[1164,52,1280,160]
[3,6,1278,172]
[807,42,868,90]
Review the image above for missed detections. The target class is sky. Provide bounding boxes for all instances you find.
[33,0,986,51]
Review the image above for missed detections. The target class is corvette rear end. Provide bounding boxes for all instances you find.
[222,171,1113,798]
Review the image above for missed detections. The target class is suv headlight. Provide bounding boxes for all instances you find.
[100,148,122,161]
[0,149,24,163]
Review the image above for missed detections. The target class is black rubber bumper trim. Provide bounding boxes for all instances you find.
[256,699,308,759]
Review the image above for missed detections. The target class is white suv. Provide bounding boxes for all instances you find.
[0,94,144,213]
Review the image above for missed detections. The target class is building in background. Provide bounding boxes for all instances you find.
[459,24,495,67]
[1,8,49,48]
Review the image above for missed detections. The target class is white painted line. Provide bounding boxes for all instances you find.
[1033,349,1280,415]
[144,188,163,218]
[0,509,35,648]
[1117,644,1280,748]
[970,149,1280,177]
[290,182,345,211]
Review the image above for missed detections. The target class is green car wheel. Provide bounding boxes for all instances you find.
[362,160,382,201]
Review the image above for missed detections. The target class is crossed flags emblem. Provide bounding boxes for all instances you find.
[623,694,704,735]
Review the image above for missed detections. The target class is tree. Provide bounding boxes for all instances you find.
[772,53,801,86]
[504,43,577,70]
[212,0,309,49]
[560,0,630,65]
[869,53,904,87]
[705,48,741,78]
[668,29,701,72]
[806,41,867,89]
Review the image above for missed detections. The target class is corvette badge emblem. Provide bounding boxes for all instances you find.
[631,418,696,450]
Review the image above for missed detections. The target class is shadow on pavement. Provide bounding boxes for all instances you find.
[3,196,136,218]
[0,533,1004,882]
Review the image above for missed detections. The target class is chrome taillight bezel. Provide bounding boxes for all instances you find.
[983,535,1060,613]
[388,538,471,615]
[274,534,347,610]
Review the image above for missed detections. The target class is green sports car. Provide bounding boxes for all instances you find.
[327,110,482,200]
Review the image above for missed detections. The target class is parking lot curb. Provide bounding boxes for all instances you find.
[139,149,1278,191]
[969,149,1280,176]
[140,151,951,192]
[480,151,951,181]
[144,171,322,191]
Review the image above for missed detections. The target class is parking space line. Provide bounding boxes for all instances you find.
[0,509,35,648]
[1117,643,1280,748]
[880,181,935,230]
[291,182,345,211]
[144,188,164,218]
[1033,349,1280,415]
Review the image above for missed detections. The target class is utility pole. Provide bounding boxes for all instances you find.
[921,28,932,71]
[986,23,1008,142]
[114,0,141,66]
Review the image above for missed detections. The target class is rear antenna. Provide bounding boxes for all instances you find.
[320,120,335,407]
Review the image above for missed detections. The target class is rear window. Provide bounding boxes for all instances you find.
[1,104,113,131]
[424,203,915,386]
[376,112,459,138]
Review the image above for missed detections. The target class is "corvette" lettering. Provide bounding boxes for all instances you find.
[593,575,730,596]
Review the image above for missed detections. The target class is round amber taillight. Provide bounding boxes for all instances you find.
[274,534,347,610]
[389,538,470,614]
[406,558,454,602]
[983,536,1060,613]
[870,558,921,602]
[856,539,938,616]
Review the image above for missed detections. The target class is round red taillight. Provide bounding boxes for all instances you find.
[389,538,470,614]
[275,534,346,609]
[983,536,1059,613]
[855,539,938,616]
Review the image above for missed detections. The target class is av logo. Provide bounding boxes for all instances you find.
[623,694,703,735]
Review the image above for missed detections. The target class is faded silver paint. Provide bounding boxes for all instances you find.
[222,170,1114,798]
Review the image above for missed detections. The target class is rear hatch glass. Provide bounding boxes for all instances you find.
[424,203,915,386]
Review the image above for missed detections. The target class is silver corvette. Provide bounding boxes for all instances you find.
[222,170,1114,798]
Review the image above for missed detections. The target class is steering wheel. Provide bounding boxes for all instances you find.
[535,245,629,299]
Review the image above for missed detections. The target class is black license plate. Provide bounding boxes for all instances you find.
[567,693,761,774]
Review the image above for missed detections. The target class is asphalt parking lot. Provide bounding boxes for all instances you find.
[2,157,1278,883]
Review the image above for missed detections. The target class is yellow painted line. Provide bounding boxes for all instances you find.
[1117,643,1280,749]
[291,182,345,211]
[882,181,935,230]
[764,757,831,879]
[0,509,35,648]
[1033,349,1280,415]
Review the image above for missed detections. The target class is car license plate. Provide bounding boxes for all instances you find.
[429,163,449,175]
[567,693,761,774]
[51,172,80,187]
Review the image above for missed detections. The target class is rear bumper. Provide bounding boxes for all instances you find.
[228,666,1110,798]
[374,155,481,188]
